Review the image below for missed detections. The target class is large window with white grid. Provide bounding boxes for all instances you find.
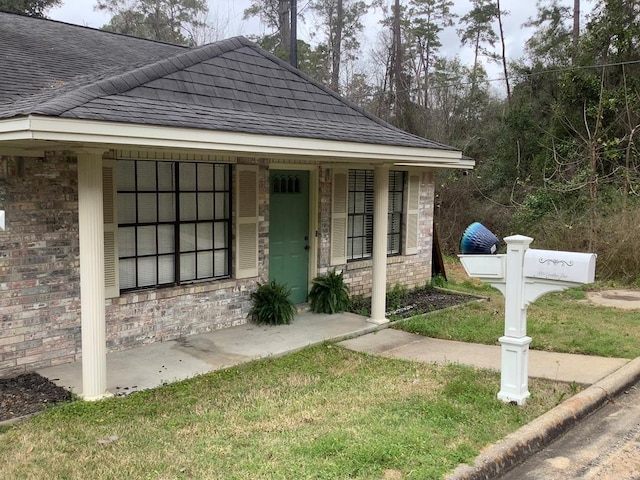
[117,160,231,291]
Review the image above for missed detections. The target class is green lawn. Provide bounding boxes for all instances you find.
[4,258,633,479]
[398,260,640,359]
[1,346,574,479]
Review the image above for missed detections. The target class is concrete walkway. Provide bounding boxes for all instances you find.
[339,329,629,385]
[39,311,629,396]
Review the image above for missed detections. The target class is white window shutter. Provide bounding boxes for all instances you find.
[235,165,259,278]
[103,160,120,298]
[331,169,348,266]
[405,174,420,255]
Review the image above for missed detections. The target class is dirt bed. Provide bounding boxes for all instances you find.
[387,288,474,318]
[1,372,72,423]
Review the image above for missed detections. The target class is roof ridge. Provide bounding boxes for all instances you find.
[31,37,248,116]
[241,40,456,151]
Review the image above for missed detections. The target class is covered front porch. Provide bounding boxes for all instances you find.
[37,311,383,397]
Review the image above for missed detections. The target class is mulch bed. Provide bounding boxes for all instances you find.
[350,287,475,319]
[0,372,72,423]
[387,288,475,318]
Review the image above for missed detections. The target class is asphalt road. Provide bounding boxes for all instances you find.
[499,380,640,480]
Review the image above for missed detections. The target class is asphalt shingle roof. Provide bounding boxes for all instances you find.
[0,12,457,151]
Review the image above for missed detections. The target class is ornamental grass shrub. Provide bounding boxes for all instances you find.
[309,270,350,314]
[248,281,297,325]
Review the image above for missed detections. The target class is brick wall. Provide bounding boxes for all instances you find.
[0,153,81,377]
[0,153,435,377]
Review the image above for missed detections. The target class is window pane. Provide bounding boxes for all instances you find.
[119,227,136,257]
[214,164,228,190]
[365,194,374,214]
[158,193,175,222]
[118,193,136,224]
[365,216,374,236]
[158,255,174,284]
[198,192,214,219]
[388,233,401,254]
[137,226,156,256]
[214,250,228,276]
[180,253,195,281]
[354,193,366,214]
[117,160,135,190]
[389,192,402,213]
[138,257,157,287]
[158,224,174,254]
[137,161,156,191]
[215,192,228,219]
[157,162,174,190]
[180,163,196,190]
[214,222,227,249]
[180,223,196,251]
[138,193,157,223]
[389,213,401,232]
[197,223,213,249]
[197,164,214,190]
[197,251,213,279]
[180,193,197,221]
[352,238,364,259]
[352,215,364,237]
[119,258,136,289]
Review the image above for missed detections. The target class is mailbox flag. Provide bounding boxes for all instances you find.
[460,222,500,254]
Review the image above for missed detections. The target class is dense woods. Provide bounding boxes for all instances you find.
[12,0,638,282]
[239,0,640,282]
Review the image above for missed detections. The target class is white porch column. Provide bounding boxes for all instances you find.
[369,165,390,324]
[77,151,109,400]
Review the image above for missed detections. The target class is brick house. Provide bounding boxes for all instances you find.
[0,12,472,398]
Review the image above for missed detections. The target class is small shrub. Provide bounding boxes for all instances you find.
[248,281,297,325]
[386,283,408,312]
[431,275,447,288]
[309,270,350,314]
[349,295,370,316]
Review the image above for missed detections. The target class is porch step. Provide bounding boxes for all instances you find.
[296,303,311,313]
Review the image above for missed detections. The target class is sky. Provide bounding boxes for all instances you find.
[47,0,595,82]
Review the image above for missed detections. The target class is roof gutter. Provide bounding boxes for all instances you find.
[0,116,473,168]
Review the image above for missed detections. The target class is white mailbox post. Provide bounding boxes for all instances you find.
[459,235,596,405]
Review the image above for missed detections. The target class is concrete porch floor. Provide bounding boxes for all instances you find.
[37,311,382,397]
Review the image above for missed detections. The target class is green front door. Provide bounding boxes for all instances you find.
[269,170,310,304]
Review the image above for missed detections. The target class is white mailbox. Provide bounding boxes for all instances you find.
[459,254,505,282]
[524,249,596,284]
[458,234,597,405]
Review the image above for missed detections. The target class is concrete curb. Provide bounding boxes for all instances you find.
[445,356,640,480]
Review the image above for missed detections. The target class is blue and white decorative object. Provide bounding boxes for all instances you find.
[460,222,499,254]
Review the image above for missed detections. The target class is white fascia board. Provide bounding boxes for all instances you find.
[394,158,475,170]
[1,116,466,166]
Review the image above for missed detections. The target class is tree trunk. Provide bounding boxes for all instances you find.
[279,0,290,55]
[330,0,344,92]
[572,0,580,64]
[496,0,511,105]
[392,0,405,124]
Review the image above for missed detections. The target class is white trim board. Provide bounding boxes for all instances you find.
[0,116,473,168]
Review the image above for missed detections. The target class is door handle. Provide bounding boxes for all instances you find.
[305,245,310,250]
